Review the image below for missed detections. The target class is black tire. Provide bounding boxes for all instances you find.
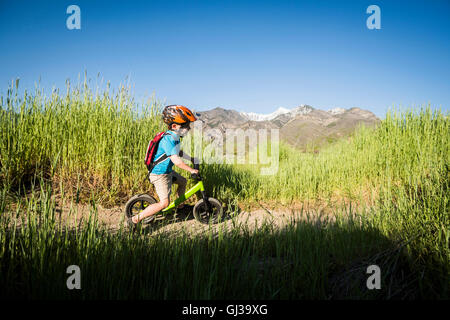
[193,198,223,224]
[124,194,157,224]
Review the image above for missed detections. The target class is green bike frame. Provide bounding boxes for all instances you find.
[160,180,205,214]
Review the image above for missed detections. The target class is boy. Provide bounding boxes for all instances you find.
[127,105,199,228]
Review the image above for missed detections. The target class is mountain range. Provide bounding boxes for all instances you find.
[195,105,380,150]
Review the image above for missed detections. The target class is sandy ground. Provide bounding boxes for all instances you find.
[5,188,363,236]
[46,198,358,237]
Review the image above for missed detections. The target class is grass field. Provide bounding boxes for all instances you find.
[0,80,448,299]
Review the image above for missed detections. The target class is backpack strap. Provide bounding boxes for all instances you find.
[152,153,169,166]
[147,132,171,172]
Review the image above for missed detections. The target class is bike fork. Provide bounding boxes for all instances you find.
[200,190,212,212]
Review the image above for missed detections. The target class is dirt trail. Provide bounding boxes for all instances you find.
[53,200,353,236]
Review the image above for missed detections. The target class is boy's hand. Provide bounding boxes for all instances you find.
[170,154,199,175]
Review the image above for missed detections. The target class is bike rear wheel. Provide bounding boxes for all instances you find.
[193,198,223,224]
[124,194,157,224]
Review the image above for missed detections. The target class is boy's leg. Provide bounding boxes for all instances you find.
[132,198,169,223]
[172,171,187,206]
[132,173,172,223]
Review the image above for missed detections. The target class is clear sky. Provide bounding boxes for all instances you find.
[0,0,449,118]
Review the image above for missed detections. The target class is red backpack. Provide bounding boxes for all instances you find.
[144,131,170,172]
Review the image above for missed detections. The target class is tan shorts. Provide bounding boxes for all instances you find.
[149,171,187,201]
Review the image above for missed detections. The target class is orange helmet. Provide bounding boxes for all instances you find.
[162,105,197,125]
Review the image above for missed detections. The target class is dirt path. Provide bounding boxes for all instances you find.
[53,200,352,237]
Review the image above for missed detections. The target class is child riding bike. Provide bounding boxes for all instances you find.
[127,104,199,229]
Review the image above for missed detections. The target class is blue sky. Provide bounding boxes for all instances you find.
[0,0,449,118]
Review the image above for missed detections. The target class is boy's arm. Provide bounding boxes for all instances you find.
[164,135,198,173]
[170,155,198,174]
[178,150,199,164]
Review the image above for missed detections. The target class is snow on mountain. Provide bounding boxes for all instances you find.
[290,105,314,116]
[327,107,346,115]
[240,105,313,122]
[240,107,291,121]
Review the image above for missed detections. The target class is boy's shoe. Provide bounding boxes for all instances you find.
[127,217,140,232]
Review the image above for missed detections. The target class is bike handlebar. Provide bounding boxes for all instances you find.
[191,172,201,180]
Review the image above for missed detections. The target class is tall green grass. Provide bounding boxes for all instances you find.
[200,107,449,297]
[0,79,448,299]
[1,79,164,204]
[201,107,448,206]
[0,182,418,299]
[1,177,446,299]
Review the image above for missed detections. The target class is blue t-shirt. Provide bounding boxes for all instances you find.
[150,130,180,174]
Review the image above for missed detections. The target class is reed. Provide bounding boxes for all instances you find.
[0,79,448,299]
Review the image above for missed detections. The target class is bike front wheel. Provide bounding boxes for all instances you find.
[193,198,223,224]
